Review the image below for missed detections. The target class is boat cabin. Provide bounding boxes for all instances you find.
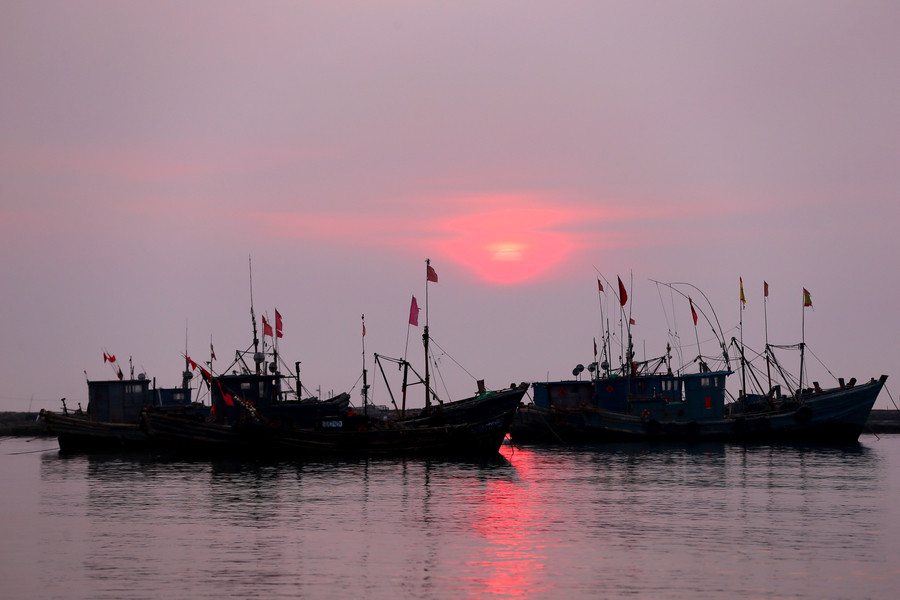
[87,379,155,423]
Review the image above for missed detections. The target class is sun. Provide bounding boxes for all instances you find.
[489,243,525,262]
[432,195,590,285]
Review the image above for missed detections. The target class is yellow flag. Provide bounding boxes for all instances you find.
[803,288,812,308]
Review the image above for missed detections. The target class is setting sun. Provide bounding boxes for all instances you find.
[433,195,596,285]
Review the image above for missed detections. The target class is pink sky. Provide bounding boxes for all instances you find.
[2,1,898,412]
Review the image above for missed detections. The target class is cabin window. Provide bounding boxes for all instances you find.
[173,392,184,401]
[241,383,251,391]
[125,384,142,394]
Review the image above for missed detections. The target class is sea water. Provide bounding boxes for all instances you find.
[2,435,899,599]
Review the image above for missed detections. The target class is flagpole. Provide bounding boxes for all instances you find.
[424,259,432,410]
[800,288,806,400]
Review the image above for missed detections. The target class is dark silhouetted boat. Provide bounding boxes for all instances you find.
[510,277,887,444]
[146,259,528,457]
[40,365,196,454]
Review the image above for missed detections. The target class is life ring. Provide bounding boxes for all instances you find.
[641,409,651,419]
[558,388,567,396]
[357,425,368,432]
[606,385,614,393]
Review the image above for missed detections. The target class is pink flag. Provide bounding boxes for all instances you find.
[426,265,438,283]
[275,309,283,338]
[409,296,420,326]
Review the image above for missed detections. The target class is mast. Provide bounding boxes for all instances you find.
[423,259,433,410]
[764,281,772,393]
[248,255,260,374]
[361,314,369,415]
[739,277,746,397]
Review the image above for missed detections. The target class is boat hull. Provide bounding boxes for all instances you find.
[511,377,886,444]
[255,386,526,457]
[39,410,151,454]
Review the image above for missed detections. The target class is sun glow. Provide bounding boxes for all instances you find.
[433,195,596,285]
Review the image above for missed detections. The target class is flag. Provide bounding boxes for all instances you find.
[689,296,698,325]
[210,341,216,360]
[764,281,769,298]
[630,318,636,326]
[104,352,116,363]
[618,276,627,306]
[409,296,420,326]
[597,279,604,293]
[186,355,198,371]
[117,367,123,380]
[216,380,234,406]
[426,264,438,283]
[262,316,273,337]
[593,337,597,357]
[198,365,211,383]
[362,314,366,337]
[803,288,813,308]
[740,277,746,308]
[275,309,283,338]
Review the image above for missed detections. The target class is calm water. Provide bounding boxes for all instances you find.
[2,435,899,600]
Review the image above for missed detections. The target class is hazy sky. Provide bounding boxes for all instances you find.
[2,1,898,412]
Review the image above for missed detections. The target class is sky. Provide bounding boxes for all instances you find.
[2,1,898,413]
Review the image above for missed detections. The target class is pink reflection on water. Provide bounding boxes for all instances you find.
[456,445,549,598]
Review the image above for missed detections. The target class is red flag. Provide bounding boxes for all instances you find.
[216,380,234,406]
[740,277,746,308]
[409,296,420,326]
[275,309,283,338]
[104,352,116,363]
[117,367,123,380]
[426,264,438,283]
[629,318,636,326]
[198,365,211,383]
[597,279,604,293]
[689,296,698,326]
[262,316,273,337]
[186,356,198,371]
[617,277,627,306]
[803,288,813,308]
[210,341,216,360]
[593,338,598,357]
[362,314,366,337]
[764,281,769,297]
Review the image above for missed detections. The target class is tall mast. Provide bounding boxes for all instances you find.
[361,314,369,415]
[248,255,260,374]
[739,277,746,397]
[764,281,772,393]
[423,259,432,410]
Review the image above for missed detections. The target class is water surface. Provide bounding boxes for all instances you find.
[2,435,899,599]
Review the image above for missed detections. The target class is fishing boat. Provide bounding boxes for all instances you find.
[40,358,196,454]
[142,302,352,455]
[240,259,528,457]
[510,277,887,444]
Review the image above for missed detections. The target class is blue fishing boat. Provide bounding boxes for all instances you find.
[510,278,887,444]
